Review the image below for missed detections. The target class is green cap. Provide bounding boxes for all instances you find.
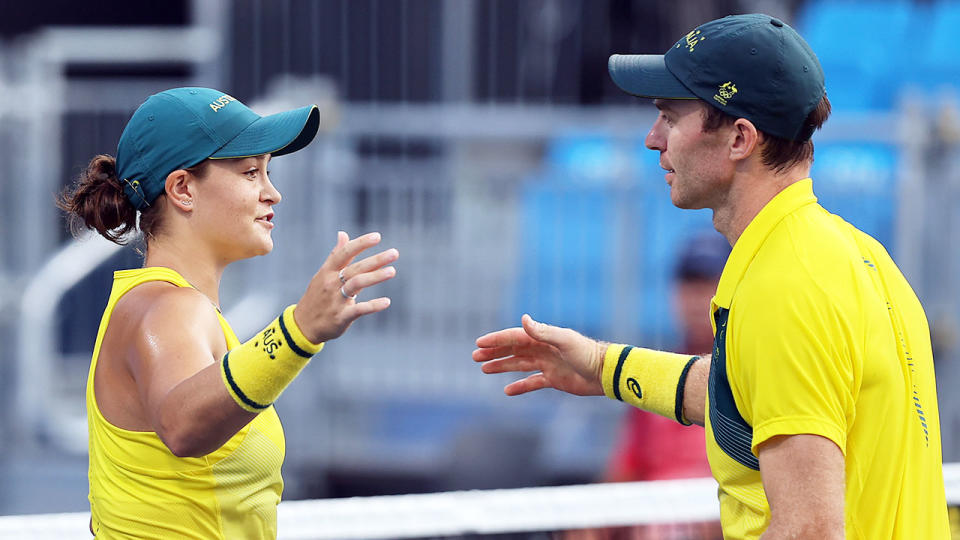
[609,14,825,141]
[116,87,321,210]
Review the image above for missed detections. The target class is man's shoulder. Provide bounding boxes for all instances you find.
[738,206,868,302]
[762,204,865,271]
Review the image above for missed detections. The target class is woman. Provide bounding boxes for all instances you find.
[58,87,399,539]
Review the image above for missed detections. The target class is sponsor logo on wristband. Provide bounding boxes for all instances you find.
[260,327,282,360]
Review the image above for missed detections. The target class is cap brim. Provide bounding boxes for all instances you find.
[210,104,321,159]
[608,54,696,99]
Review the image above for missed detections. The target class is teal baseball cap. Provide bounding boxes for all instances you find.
[116,87,321,210]
[609,14,825,142]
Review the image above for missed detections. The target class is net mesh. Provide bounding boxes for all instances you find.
[2,465,959,539]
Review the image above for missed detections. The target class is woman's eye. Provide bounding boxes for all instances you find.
[244,169,258,178]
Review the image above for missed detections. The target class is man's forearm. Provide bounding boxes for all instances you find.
[680,355,710,426]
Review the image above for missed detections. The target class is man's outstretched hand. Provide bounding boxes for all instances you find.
[473,314,607,397]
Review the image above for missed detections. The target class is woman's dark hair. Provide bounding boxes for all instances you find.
[701,94,833,173]
[57,154,141,245]
[57,156,210,245]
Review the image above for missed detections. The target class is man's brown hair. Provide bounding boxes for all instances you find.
[700,95,832,173]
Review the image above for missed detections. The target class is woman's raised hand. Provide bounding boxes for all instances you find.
[293,231,399,343]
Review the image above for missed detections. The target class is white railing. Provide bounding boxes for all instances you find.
[2,465,959,539]
[15,234,122,453]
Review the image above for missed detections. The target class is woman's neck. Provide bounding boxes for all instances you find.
[143,237,226,309]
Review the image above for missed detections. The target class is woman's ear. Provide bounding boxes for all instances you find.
[165,169,194,212]
[729,118,760,162]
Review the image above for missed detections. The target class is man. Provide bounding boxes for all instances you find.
[474,14,949,539]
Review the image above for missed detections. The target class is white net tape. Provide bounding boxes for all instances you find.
[2,464,959,539]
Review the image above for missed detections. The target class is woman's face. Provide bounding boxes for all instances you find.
[188,154,281,262]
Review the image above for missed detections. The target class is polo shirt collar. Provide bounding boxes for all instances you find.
[713,178,818,309]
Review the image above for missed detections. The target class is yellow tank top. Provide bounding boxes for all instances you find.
[87,267,285,539]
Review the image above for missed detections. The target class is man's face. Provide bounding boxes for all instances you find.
[644,99,734,210]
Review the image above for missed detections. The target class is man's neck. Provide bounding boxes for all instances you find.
[713,162,812,246]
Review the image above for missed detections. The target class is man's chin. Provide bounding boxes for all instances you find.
[670,192,705,211]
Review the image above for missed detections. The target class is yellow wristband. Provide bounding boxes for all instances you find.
[601,344,699,425]
[220,304,324,413]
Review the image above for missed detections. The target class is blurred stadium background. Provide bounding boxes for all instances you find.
[1,0,959,536]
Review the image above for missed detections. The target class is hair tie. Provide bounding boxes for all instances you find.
[121,178,151,209]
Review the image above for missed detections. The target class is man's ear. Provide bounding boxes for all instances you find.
[164,169,195,212]
[729,118,760,162]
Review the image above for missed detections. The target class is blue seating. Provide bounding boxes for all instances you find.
[631,144,714,345]
[517,130,900,348]
[515,178,618,335]
[811,142,899,252]
[911,1,960,93]
[544,132,630,183]
[796,0,915,111]
[515,134,717,343]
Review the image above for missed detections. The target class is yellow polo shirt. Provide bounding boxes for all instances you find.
[705,179,948,538]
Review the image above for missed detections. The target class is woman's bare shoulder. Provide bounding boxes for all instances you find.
[112,281,223,353]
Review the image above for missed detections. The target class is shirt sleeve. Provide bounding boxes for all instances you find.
[728,270,858,457]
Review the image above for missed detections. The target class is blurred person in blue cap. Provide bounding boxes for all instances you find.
[602,232,728,540]
[476,14,948,539]
[58,87,399,539]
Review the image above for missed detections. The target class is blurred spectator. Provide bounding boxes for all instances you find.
[604,232,728,539]
[560,232,728,540]
[606,231,729,484]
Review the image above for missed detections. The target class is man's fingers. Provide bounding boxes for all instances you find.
[479,356,540,374]
[521,313,551,341]
[475,326,531,348]
[472,345,516,362]
[521,314,573,349]
[504,373,549,396]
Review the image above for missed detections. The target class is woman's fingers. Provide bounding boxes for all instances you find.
[327,231,383,270]
[335,230,349,251]
[347,296,393,318]
[342,266,397,297]
[341,248,400,280]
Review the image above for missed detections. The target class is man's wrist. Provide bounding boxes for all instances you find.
[594,340,611,387]
[600,344,699,424]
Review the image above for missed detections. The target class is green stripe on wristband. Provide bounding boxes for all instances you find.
[612,345,634,402]
[221,351,270,411]
[219,305,324,414]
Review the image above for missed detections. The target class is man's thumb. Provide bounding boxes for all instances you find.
[522,314,557,344]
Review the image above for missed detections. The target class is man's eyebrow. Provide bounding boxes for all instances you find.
[653,99,674,112]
